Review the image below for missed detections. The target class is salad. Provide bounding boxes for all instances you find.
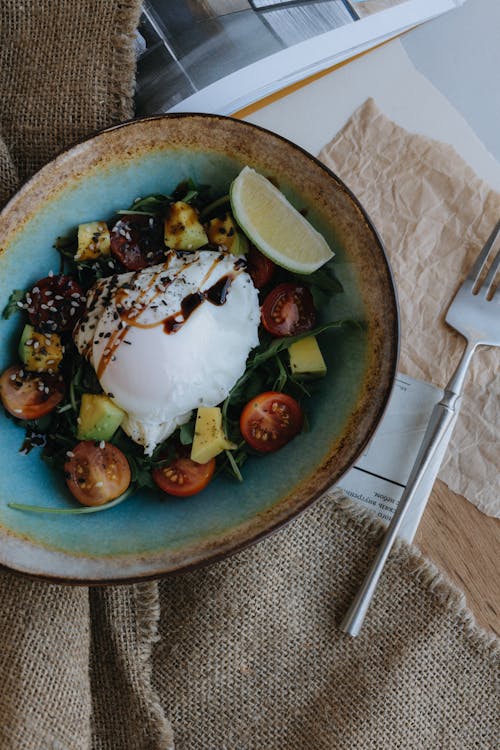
[0,167,346,514]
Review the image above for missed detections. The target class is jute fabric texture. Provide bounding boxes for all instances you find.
[0,3,498,749]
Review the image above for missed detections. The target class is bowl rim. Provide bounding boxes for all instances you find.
[0,113,400,585]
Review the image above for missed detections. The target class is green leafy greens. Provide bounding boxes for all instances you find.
[2,289,26,319]
[3,176,354,511]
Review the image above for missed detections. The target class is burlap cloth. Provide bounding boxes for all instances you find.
[0,4,498,749]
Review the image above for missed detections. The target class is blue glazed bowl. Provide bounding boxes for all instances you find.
[0,115,398,582]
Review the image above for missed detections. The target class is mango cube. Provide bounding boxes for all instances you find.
[190,406,236,464]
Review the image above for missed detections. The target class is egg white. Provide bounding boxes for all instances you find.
[74,251,260,454]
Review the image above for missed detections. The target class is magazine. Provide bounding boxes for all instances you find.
[135,0,466,116]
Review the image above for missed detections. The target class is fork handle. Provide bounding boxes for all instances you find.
[340,342,477,637]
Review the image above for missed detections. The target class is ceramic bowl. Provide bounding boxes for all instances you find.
[0,115,398,583]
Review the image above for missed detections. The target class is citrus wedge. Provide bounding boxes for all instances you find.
[230,166,334,274]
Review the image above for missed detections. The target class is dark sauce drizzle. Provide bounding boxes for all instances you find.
[88,255,245,376]
[163,273,236,333]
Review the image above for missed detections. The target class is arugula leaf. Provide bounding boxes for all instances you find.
[118,194,171,216]
[199,194,230,220]
[2,289,26,319]
[54,234,77,255]
[179,419,195,446]
[224,449,244,482]
[272,355,288,392]
[8,485,136,514]
[249,321,347,370]
[221,319,351,439]
[301,266,343,294]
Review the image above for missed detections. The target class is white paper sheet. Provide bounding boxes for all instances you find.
[338,374,443,541]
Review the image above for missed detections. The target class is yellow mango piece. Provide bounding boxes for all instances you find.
[76,221,111,261]
[19,324,63,373]
[190,406,236,464]
[288,335,327,379]
[164,202,208,251]
[206,212,248,255]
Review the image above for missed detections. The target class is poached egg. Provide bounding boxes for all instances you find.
[74,250,260,454]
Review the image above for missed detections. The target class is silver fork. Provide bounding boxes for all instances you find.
[340,219,500,637]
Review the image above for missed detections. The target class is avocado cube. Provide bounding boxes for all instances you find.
[190,406,236,464]
[77,394,125,441]
[288,336,327,379]
[206,212,248,255]
[76,221,111,261]
[164,201,208,251]
[19,324,63,373]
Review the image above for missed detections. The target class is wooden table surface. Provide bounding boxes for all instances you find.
[415,480,500,637]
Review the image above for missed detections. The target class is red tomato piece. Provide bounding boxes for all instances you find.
[64,441,131,507]
[152,456,216,497]
[28,275,85,333]
[0,365,64,420]
[110,214,165,270]
[261,283,316,337]
[240,391,303,453]
[246,245,276,289]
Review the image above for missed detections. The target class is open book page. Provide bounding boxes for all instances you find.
[135,0,465,116]
[337,375,443,543]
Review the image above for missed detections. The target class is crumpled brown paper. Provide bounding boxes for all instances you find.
[319,99,500,517]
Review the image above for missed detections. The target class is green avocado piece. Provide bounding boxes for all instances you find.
[77,394,125,441]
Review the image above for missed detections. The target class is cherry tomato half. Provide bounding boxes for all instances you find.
[240,391,303,453]
[64,441,131,507]
[0,365,64,420]
[152,456,216,497]
[110,214,165,271]
[28,275,85,333]
[261,283,316,337]
[246,245,276,289]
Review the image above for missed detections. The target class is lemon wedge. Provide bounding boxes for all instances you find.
[230,166,334,274]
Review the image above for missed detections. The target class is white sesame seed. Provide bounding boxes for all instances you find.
[99,440,105,449]
[32,286,39,294]
[9,373,16,380]
[66,451,75,458]
[48,270,54,277]
[14,409,22,414]
[95,481,104,488]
